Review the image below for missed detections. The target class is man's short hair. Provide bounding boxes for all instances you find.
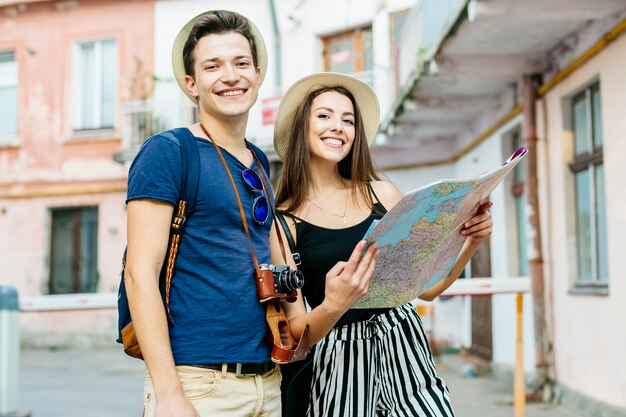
[182,10,259,78]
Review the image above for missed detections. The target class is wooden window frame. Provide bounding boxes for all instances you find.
[322,25,372,74]
[567,82,608,292]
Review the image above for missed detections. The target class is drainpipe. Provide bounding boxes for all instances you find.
[268,0,282,93]
[522,74,550,394]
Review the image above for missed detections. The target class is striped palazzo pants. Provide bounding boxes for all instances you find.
[308,303,455,417]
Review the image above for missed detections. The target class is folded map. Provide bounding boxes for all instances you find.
[354,147,528,308]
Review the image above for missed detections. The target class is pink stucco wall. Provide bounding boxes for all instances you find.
[0,0,153,185]
[0,0,154,344]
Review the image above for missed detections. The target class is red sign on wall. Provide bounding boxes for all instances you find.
[262,95,283,125]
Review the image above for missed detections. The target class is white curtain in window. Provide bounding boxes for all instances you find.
[73,39,117,130]
[79,42,96,129]
[101,40,117,128]
[0,51,17,138]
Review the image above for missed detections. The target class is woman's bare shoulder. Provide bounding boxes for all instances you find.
[276,203,304,224]
[370,180,403,209]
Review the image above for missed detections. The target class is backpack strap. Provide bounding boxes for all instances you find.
[161,128,200,325]
[275,211,301,265]
[172,127,200,214]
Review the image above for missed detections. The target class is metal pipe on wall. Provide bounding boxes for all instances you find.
[522,74,550,393]
[268,0,282,92]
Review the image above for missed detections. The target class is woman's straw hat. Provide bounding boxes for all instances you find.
[171,10,268,104]
[273,72,380,161]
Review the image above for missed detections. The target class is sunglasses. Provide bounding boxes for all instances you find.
[242,168,270,225]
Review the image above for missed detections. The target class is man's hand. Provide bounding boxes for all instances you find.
[322,241,378,316]
[155,392,200,417]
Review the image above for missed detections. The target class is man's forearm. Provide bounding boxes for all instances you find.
[125,269,183,398]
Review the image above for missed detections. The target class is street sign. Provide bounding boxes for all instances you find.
[262,95,283,125]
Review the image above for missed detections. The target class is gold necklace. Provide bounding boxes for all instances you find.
[307,193,348,224]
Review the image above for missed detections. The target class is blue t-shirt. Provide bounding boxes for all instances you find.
[127,128,273,365]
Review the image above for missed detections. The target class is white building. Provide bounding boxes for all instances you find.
[377,0,626,414]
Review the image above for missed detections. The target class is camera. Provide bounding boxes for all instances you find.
[256,263,304,303]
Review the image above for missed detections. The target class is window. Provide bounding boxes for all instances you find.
[0,50,18,141]
[323,26,373,85]
[72,39,117,131]
[570,83,608,286]
[49,207,99,294]
[390,9,411,53]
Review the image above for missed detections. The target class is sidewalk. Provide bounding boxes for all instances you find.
[20,348,144,417]
[437,353,581,417]
[19,347,583,417]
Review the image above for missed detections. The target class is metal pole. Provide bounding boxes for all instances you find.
[0,286,19,417]
[514,293,526,417]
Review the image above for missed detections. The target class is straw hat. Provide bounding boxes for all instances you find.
[273,72,380,161]
[171,10,268,104]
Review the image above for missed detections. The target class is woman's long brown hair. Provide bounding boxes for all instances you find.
[275,86,380,214]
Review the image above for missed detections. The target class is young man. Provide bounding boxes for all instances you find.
[124,10,377,417]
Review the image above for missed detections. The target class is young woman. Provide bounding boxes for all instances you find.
[273,73,493,417]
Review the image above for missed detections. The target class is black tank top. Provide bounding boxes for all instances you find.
[288,191,391,326]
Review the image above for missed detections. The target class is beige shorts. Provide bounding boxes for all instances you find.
[142,364,282,417]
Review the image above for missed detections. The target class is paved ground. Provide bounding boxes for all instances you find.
[437,355,581,417]
[19,348,144,417]
[18,348,583,417]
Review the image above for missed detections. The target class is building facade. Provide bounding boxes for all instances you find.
[381,1,626,413]
[0,0,154,345]
[538,29,626,410]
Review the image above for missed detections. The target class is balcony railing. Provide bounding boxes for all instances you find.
[384,0,467,130]
[113,99,166,166]
[394,0,466,90]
